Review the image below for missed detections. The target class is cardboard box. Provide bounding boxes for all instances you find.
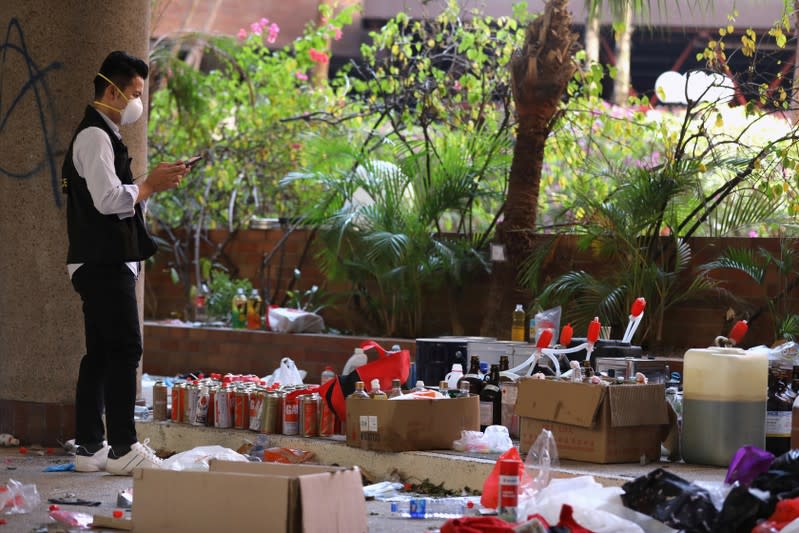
[346,395,479,452]
[132,461,367,533]
[515,378,669,463]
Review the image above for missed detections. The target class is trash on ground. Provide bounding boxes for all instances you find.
[0,434,19,447]
[161,445,248,471]
[389,496,478,519]
[47,496,101,507]
[116,489,133,509]
[48,510,93,529]
[1,479,40,514]
[363,481,404,500]
[452,426,513,453]
[43,463,75,472]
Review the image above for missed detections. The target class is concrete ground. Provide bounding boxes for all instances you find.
[0,423,729,532]
[0,448,453,532]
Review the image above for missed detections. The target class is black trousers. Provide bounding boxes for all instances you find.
[72,263,141,448]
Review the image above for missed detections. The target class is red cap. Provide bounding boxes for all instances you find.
[631,297,646,318]
[587,317,601,344]
[113,510,124,519]
[729,320,748,344]
[536,328,553,349]
[559,323,573,346]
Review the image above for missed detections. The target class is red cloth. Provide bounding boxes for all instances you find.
[557,504,595,533]
[753,497,799,532]
[441,517,516,533]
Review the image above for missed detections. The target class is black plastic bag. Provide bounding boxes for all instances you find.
[621,468,718,533]
[751,469,799,503]
[714,485,773,533]
[770,449,799,475]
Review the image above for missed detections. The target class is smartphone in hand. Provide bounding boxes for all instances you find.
[185,155,203,168]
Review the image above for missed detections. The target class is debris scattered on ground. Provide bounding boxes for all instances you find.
[0,434,19,447]
[48,495,101,507]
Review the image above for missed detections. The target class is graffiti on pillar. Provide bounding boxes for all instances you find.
[0,18,63,207]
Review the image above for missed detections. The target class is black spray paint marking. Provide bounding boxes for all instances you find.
[0,17,63,206]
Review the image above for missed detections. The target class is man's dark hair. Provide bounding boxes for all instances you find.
[94,51,148,99]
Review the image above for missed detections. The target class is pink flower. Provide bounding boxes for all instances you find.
[259,18,269,27]
[453,80,462,91]
[748,230,759,238]
[250,22,262,35]
[309,48,329,64]
[267,23,280,44]
[237,28,248,41]
[334,28,343,41]
[295,71,309,81]
[291,143,302,150]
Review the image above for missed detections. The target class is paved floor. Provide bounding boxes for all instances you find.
[0,449,451,532]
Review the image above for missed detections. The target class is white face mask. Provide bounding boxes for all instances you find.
[120,96,143,125]
[95,72,144,125]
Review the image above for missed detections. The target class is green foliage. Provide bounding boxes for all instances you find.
[702,240,799,342]
[206,270,253,322]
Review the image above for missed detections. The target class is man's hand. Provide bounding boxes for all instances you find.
[136,162,188,203]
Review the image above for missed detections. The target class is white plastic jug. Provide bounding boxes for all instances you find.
[445,364,464,391]
[681,346,768,467]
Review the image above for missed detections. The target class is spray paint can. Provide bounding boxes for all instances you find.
[153,381,167,421]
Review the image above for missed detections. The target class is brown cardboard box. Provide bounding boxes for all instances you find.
[132,461,367,533]
[346,395,479,452]
[515,378,669,463]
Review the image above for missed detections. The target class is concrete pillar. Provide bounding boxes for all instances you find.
[0,0,150,445]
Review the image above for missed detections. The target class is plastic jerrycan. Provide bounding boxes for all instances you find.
[444,364,464,391]
[681,346,768,467]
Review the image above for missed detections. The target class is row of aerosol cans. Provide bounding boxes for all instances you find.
[152,380,338,437]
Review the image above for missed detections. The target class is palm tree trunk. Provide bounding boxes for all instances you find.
[585,8,601,64]
[482,0,578,337]
[612,2,633,105]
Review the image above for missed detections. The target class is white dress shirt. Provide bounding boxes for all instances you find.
[67,109,140,279]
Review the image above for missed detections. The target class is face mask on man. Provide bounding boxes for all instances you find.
[94,72,144,125]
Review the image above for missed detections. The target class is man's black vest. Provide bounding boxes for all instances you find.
[63,106,157,264]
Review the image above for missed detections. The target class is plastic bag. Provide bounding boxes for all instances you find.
[452,426,513,454]
[621,468,718,533]
[162,445,249,471]
[268,307,324,333]
[524,428,559,494]
[1,479,40,515]
[260,447,316,464]
[716,485,773,533]
[534,306,561,347]
[726,446,775,487]
[49,510,94,529]
[266,357,304,387]
[771,449,799,475]
[480,447,533,509]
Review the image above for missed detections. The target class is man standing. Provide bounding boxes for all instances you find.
[63,51,186,475]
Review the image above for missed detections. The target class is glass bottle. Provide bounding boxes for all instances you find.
[246,289,262,330]
[349,381,370,400]
[511,304,526,342]
[439,380,450,398]
[499,355,510,372]
[479,364,502,430]
[766,368,792,456]
[388,379,403,399]
[231,288,247,329]
[468,356,482,376]
[369,379,387,400]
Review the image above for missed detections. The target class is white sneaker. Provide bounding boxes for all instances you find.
[106,439,164,476]
[74,442,109,472]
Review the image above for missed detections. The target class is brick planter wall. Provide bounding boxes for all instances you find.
[143,322,416,381]
[145,230,799,349]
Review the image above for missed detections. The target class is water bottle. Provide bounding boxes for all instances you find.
[320,366,336,385]
[389,498,472,519]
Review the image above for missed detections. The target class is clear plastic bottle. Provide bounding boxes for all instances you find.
[388,379,403,398]
[349,381,370,400]
[389,498,471,519]
[458,381,471,398]
[511,304,526,342]
[411,380,426,393]
[369,379,387,400]
[439,380,450,398]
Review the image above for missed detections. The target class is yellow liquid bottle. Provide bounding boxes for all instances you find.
[511,304,526,342]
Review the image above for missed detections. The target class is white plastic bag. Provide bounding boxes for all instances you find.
[268,307,324,333]
[162,445,249,472]
[266,357,304,387]
[452,426,513,453]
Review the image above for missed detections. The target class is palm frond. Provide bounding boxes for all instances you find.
[704,189,781,238]
[700,247,767,285]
